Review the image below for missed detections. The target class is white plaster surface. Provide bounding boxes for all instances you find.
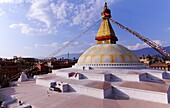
[112,73,139,81]
[18,72,28,82]
[1,80,170,108]
[69,84,105,98]
[114,86,168,104]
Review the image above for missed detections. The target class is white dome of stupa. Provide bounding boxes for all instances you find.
[77,44,140,64]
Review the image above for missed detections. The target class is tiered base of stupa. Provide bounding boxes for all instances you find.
[72,63,146,70]
[35,67,170,104]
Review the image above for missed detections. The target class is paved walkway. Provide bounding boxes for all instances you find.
[1,80,170,108]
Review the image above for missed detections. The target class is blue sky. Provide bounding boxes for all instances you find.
[0,0,170,58]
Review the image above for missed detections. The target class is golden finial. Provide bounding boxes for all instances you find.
[104,2,107,9]
[95,3,118,44]
[101,2,111,19]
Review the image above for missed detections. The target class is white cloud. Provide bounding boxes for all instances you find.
[70,0,118,27]
[62,41,80,46]
[126,40,165,50]
[62,41,69,46]
[27,0,52,27]
[9,23,57,35]
[23,41,94,56]
[0,9,5,16]
[24,46,33,50]
[27,0,119,28]
[0,0,31,4]
[50,0,74,25]
[152,40,164,46]
[126,43,147,50]
[24,42,59,51]
[72,41,79,45]
[79,50,84,53]
[8,0,120,35]
[167,27,170,31]
[0,0,23,4]
[35,42,59,48]
[84,42,95,46]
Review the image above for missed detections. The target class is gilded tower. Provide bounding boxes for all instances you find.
[95,3,118,44]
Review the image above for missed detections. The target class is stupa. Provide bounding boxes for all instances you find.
[74,2,145,70]
[1,3,170,108]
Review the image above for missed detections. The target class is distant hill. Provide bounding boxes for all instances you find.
[132,46,170,57]
[56,46,170,59]
[56,53,83,59]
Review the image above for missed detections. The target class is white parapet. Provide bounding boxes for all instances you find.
[68,72,83,80]
[18,72,28,82]
[112,73,139,82]
[73,63,146,70]
[36,78,69,92]
[56,82,69,92]
[139,73,165,84]
[69,84,112,99]
[142,69,170,80]
[82,73,112,81]
[113,86,168,104]
[54,71,84,80]
[147,72,163,79]
[55,71,68,78]
[36,78,56,88]
[162,72,170,79]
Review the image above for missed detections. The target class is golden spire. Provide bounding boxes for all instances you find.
[95,2,118,44]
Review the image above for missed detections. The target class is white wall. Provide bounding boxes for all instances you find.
[147,72,163,79]
[36,79,55,87]
[82,73,105,81]
[163,72,170,79]
[69,84,104,98]
[56,82,69,92]
[55,72,68,78]
[139,73,165,84]
[69,84,112,99]
[52,70,59,74]
[114,86,168,104]
[112,73,139,81]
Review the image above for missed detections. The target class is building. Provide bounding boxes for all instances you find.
[1,3,170,108]
[139,57,151,66]
[150,62,170,71]
[51,59,76,69]
[14,57,38,70]
[0,60,19,86]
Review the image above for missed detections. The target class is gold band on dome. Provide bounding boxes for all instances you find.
[79,54,137,64]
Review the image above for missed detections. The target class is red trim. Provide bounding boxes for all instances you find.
[102,13,111,18]
[95,35,118,41]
